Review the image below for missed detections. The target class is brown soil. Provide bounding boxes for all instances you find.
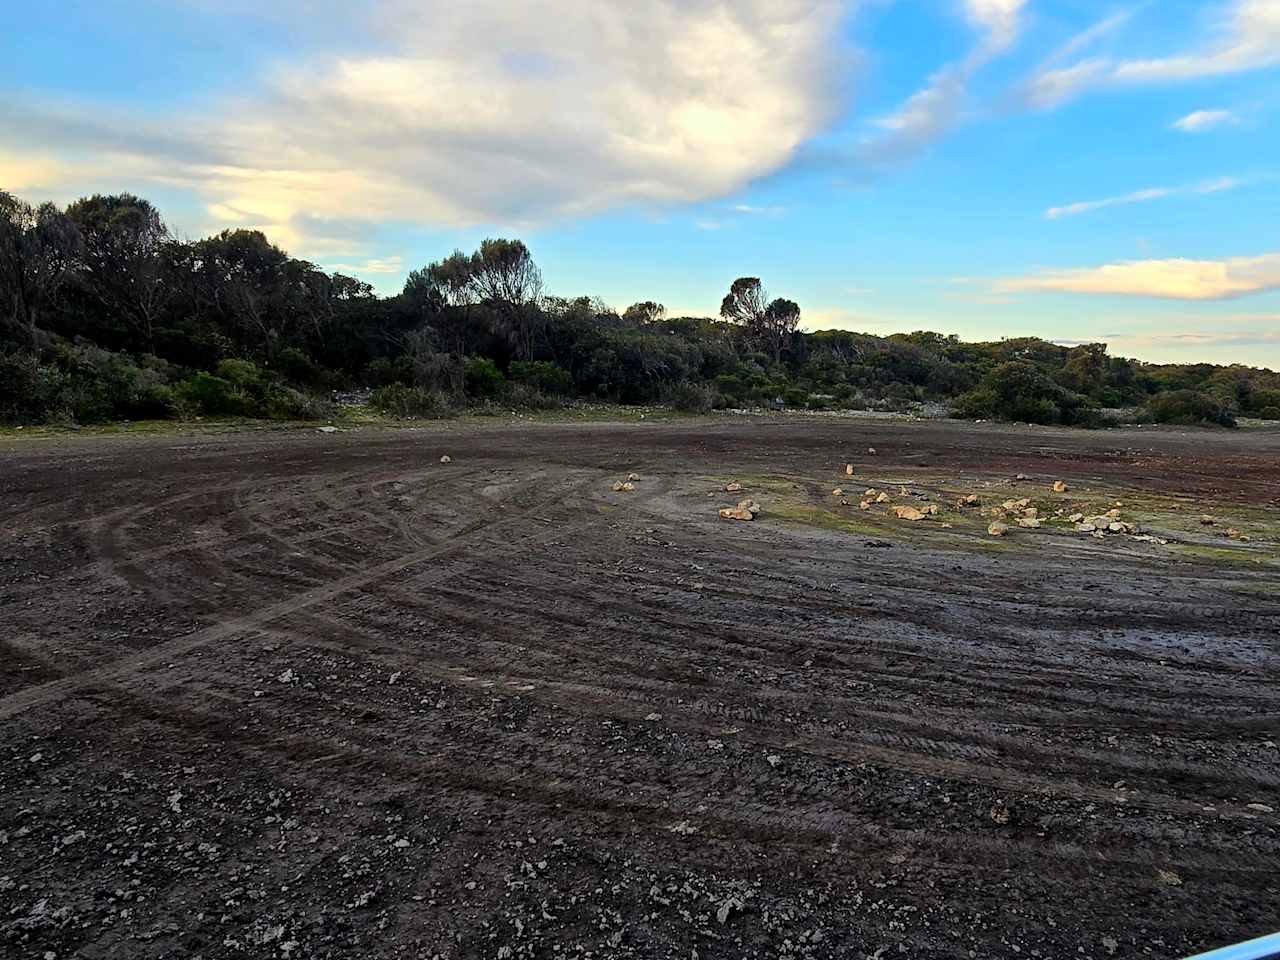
[2,417,1278,959]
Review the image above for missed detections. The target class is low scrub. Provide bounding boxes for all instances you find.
[1140,390,1237,428]
[370,384,454,419]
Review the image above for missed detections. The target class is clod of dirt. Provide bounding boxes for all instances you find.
[612,481,635,492]
[891,505,927,521]
[1226,528,1250,541]
[1156,869,1183,887]
[990,802,1011,824]
[724,481,742,493]
[439,454,451,463]
[845,464,855,476]
[988,521,1010,536]
[1053,481,1068,493]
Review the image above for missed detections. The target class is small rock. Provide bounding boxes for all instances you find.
[1052,480,1068,493]
[859,500,871,511]
[1016,517,1042,528]
[724,481,742,493]
[612,480,635,492]
[1246,802,1274,813]
[891,505,927,521]
[988,521,1010,537]
[1199,515,1217,525]
[867,447,877,455]
[439,454,452,463]
[644,712,663,722]
[875,492,892,504]
[316,425,338,434]
[1155,868,1183,886]
[845,463,855,476]
[627,472,641,482]
[831,487,844,497]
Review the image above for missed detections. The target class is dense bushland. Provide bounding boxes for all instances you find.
[3,188,1277,427]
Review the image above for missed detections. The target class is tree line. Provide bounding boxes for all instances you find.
[2,188,1278,428]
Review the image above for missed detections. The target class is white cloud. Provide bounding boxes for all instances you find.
[324,256,404,275]
[1044,176,1245,219]
[2,0,851,260]
[1020,0,1280,109]
[732,203,787,215]
[1171,109,1239,132]
[861,0,1026,165]
[993,252,1280,300]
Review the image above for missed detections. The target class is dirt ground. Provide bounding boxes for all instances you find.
[1,416,1278,960]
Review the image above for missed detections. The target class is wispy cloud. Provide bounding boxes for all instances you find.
[992,252,1280,300]
[324,256,404,275]
[1044,176,1246,219]
[1171,109,1239,132]
[859,0,1028,168]
[731,203,787,215]
[1020,1,1280,110]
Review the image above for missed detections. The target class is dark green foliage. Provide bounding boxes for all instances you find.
[508,360,572,395]
[667,382,719,413]
[464,357,504,397]
[1141,390,1237,428]
[2,186,1276,429]
[370,384,453,419]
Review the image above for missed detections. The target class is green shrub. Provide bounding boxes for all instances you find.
[1256,406,1280,421]
[952,388,996,419]
[1142,390,1236,428]
[370,383,453,418]
[215,358,262,389]
[508,360,572,395]
[365,357,414,387]
[464,357,504,397]
[502,383,564,410]
[667,381,719,413]
[262,385,334,421]
[176,372,246,416]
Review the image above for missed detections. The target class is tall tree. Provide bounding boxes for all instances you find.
[65,193,172,352]
[760,297,801,364]
[0,192,81,348]
[469,239,544,360]
[720,278,799,363]
[623,301,666,325]
[719,277,769,328]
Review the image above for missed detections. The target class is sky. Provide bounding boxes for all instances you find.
[2,0,1279,367]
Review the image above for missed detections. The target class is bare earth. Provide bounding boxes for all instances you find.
[1,417,1278,959]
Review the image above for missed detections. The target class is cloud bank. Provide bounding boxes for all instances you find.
[1,0,850,258]
[995,252,1280,300]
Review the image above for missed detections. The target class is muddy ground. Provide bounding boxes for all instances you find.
[1,416,1278,959]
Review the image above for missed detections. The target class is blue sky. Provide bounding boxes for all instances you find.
[3,0,1278,366]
